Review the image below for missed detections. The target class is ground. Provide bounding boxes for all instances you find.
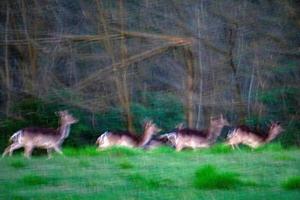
[0,145,299,200]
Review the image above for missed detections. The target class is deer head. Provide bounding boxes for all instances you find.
[140,120,161,146]
[265,122,284,142]
[58,110,78,125]
[208,114,229,141]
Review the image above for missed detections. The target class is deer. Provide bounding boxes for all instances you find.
[142,123,185,150]
[96,121,161,149]
[2,110,78,158]
[170,115,229,151]
[226,122,284,149]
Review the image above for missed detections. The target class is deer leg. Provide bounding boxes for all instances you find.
[24,146,33,158]
[175,145,183,152]
[53,146,63,155]
[47,148,53,159]
[2,145,12,157]
[2,143,23,157]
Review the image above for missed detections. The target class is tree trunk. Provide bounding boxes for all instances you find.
[4,2,11,116]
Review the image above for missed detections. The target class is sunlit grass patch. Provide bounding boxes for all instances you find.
[273,154,295,161]
[63,146,100,157]
[194,165,244,190]
[255,143,284,152]
[21,175,58,186]
[9,160,27,169]
[282,176,300,190]
[98,147,143,157]
[208,144,233,154]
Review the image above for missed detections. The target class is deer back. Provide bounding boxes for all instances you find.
[20,127,63,148]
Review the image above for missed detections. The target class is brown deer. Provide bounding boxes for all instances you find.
[171,115,229,151]
[143,123,184,150]
[2,110,78,158]
[226,122,284,149]
[96,121,161,149]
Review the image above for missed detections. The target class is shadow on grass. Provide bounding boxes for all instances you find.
[118,160,134,169]
[194,165,256,190]
[282,176,300,190]
[9,160,28,169]
[21,174,59,186]
[128,173,174,189]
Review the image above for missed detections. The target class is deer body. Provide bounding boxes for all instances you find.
[96,121,160,149]
[2,111,77,158]
[227,122,284,149]
[171,115,229,151]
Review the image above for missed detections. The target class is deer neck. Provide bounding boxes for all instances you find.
[265,128,281,143]
[139,129,154,147]
[58,123,71,139]
[207,126,223,142]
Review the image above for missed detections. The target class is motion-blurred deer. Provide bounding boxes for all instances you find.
[171,115,229,151]
[2,110,78,158]
[143,123,184,150]
[96,121,161,149]
[226,122,284,149]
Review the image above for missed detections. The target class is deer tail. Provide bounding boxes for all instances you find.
[9,130,23,143]
[96,131,110,145]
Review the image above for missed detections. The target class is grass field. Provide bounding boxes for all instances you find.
[0,144,300,200]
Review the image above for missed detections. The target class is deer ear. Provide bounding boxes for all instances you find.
[176,123,184,130]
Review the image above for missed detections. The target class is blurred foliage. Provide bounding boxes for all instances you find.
[245,61,300,146]
[0,91,184,150]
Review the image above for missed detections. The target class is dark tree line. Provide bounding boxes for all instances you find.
[0,0,299,147]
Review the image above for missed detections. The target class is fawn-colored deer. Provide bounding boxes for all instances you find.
[143,123,184,150]
[2,110,78,158]
[171,115,229,151]
[96,121,161,149]
[226,122,284,149]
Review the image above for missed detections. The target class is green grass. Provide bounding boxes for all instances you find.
[282,176,300,190]
[9,160,27,169]
[22,175,49,186]
[194,165,243,189]
[118,160,134,169]
[0,145,299,200]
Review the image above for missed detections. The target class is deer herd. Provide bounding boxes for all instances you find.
[2,110,284,158]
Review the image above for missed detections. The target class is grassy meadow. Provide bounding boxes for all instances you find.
[0,144,300,200]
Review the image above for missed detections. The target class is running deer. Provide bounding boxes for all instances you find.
[143,123,184,150]
[226,122,284,149]
[171,115,229,151]
[2,110,78,158]
[96,121,161,149]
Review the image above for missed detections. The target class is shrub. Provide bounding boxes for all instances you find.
[194,165,242,190]
[21,175,57,186]
[282,176,300,190]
